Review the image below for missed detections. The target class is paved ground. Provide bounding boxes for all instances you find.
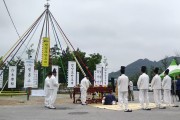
[0,92,180,120]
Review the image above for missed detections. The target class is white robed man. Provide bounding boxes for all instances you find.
[49,68,59,109]
[137,66,151,110]
[162,69,172,106]
[117,66,132,112]
[80,76,91,105]
[151,67,165,109]
[44,72,52,108]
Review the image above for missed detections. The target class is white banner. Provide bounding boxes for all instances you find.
[94,70,97,86]
[52,65,59,83]
[95,64,103,86]
[76,72,79,85]
[24,59,34,88]
[0,70,3,88]
[33,70,38,88]
[103,67,109,86]
[8,66,17,88]
[67,61,76,87]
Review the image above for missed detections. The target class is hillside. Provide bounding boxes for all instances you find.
[109,56,180,80]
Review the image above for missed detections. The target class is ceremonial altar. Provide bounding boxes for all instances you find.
[73,87,112,104]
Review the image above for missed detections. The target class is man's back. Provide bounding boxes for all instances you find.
[137,73,149,89]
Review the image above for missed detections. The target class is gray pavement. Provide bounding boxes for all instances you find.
[0,91,180,120]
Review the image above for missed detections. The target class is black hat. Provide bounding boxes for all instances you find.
[52,68,57,73]
[165,69,169,75]
[154,67,159,74]
[120,66,125,74]
[141,66,146,73]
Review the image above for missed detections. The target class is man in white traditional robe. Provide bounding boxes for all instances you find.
[80,76,91,105]
[151,67,165,109]
[162,69,172,106]
[44,72,52,108]
[137,66,151,110]
[117,66,132,112]
[49,69,59,109]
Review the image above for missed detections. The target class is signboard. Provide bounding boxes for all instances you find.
[67,61,76,87]
[95,64,103,86]
[76,72,79,85]
[0,70,3,88]
[103,67,109,86]
[94,70,97,86]
[24,59,34,88]
[8,66,17,88]
[33,70,38,88]
[52,65,59,83]
[42,37,50,67]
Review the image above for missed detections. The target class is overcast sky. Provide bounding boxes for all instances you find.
[1,0,180,72]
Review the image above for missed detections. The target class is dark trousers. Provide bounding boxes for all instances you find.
[128,90,134,101]
[177,90,180,101]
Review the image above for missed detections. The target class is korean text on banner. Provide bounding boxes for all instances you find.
[42,37,50,67]
[67,61,76,87]
[8,66,17,88]
[0,70,3,88]
[96,64,103,86]
[24,59,34,88]
[94,70,97,86]
[103,67,109,86]
[52,65,59,83]
[33,70,38,88]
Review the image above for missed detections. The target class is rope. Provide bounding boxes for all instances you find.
[35,10,47,61]
[49,11,86,76]
[49,13,67,80]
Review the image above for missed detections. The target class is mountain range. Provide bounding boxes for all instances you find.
[109,56,180,80]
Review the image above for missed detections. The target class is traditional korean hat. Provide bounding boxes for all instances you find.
[141,66,146,73]
[165,69,169,75]
[120,66,125,74]
[154,67,159,74]
[52,68,57,73]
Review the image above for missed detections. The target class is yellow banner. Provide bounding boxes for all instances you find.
[42,37,50,67]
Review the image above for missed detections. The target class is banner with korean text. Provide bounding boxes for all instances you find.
[8,66,17,88]
[67,61,76,87]
[76,72,79,85]
[0,70,3,88]
[95,64,103,86]
[42,37,50,67]
[52,65,59,83]
[33,70,38,88]
[24,59,34,88]
[94,70,97,86]
[103,67,109,86]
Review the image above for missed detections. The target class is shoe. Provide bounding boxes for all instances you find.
[159,106,166,109]
[49,106,56,109]
[81,104,87,105]
[124,109,132,112]
[145,108,151,110]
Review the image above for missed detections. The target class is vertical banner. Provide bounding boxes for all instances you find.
[67,61,76,87]
[96,64,103,86]
[76,72,79,85]
[94,70,97,86]
[52,65,59,83]
[0,70,3,88]
[8,66,17,88]
[24,59,34,88]
[33,70,38,88]
[42,37,50,67]
[103,67,109,86]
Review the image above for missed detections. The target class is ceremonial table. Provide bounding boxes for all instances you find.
[73,87,112,104]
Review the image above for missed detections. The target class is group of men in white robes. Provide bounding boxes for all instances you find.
[117,65,172,112]
[44,69,59,109]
